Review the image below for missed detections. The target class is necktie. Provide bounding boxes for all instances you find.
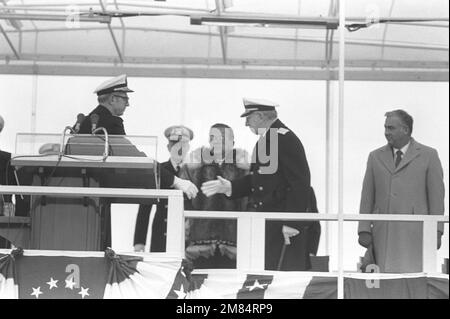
[395,150,403,168]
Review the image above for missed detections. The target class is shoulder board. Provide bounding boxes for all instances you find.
[277,128,290,135]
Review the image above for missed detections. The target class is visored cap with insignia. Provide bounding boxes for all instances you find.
[164,125,194,142]
[241,98,279,117]
[94,74,134,96]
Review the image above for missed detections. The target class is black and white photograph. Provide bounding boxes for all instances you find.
[0,0,448,303]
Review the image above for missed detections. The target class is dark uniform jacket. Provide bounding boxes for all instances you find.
[230,119,316,270]
[134,160,179,252]
[79,105,126,135]
[75,107,175,250]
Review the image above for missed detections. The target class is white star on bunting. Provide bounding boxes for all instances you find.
[31,287,43,299]
[246,280,267,292]
[78,287,90,299]
[174,284,187,299]
[46,277,58,290]
[65,277,76,290]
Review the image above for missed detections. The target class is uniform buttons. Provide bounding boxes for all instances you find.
[251,188,255,192]
[164,232,167,236]
[250,171,254,175]
[164,218,167,223]
[253,204,258,208]
[164,204,168,209]
[258,169,262,174]
[259,202,263,206]
[259,186,263,191]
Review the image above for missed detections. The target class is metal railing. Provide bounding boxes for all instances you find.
[0,185,185,256]
[1,185,448,299]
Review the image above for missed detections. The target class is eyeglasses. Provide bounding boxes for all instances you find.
[113,95,129,102]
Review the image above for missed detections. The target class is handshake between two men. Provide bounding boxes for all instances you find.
[173,175,231,199]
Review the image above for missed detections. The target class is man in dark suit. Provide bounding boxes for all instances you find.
[202,98,317,270]
[134,125,194,252]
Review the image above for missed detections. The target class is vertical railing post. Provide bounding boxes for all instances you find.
[250,216,266,271]
[166,191,185,256]
[337,0,346,300]
[237,215,252,271]
[422,219,438,273]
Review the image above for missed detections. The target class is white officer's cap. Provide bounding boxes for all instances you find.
[241,98,279,117]
[164,125,194,142]
[94,74,134,96]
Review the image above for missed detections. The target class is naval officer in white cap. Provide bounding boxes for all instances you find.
[78,74,196,193]
[201,98,317,271]
[77,76,199,249]
[134,125,194,252]
[78,74,198,195]
[79,74,133,135]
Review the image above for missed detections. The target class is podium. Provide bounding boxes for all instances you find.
[11,133,158,251]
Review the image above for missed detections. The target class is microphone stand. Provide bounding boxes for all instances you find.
[91,127,109,161]
[60,126,76,160]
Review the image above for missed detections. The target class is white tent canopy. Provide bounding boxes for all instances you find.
[0,0,448,81]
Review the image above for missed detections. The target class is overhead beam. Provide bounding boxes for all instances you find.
[0,23,20,59]
[2,2,210,13]
[1,53,447,69]
[191,14,339,29]
[0,12,111,23]
[0,64,447,81]
[99,0,123,63]
[3,25,448,52]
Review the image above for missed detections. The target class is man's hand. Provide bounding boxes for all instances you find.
[134,244,145,252]
[201,176,232,197]
[358,232,372,248]
[282,225,300,245]
[173,176,198,199]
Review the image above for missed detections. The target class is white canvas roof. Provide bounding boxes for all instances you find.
[0,0,448,81]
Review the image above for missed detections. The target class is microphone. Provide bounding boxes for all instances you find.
[73,113,85,133]
[90,113,99,134]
